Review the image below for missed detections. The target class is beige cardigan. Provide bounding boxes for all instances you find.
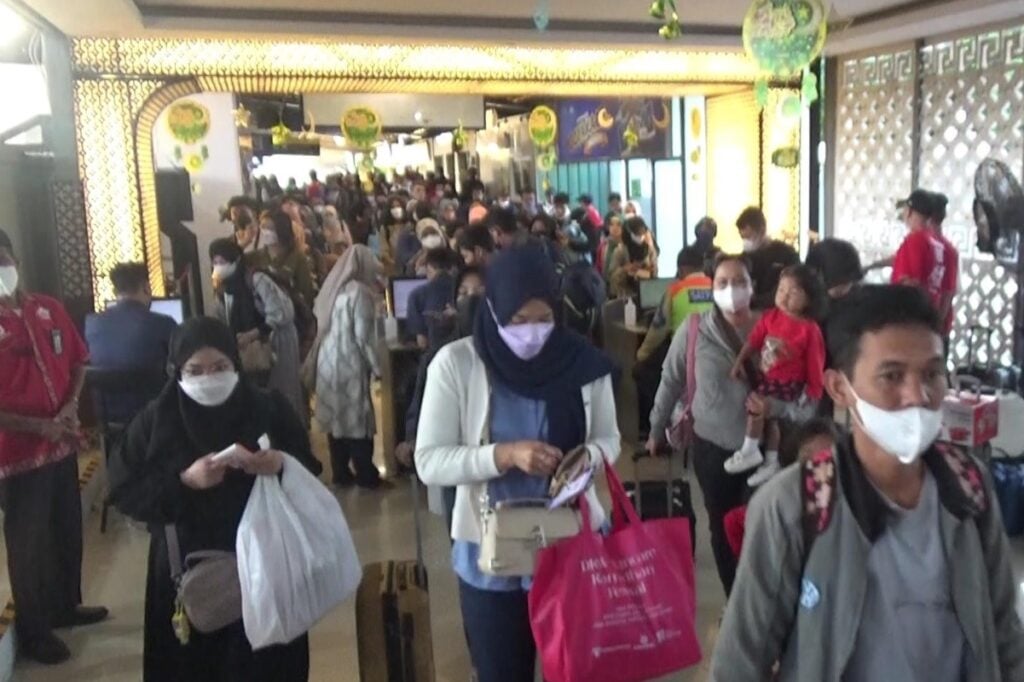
[414,337,621,543]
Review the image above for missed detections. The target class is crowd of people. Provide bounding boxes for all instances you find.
[0,161,1022,682]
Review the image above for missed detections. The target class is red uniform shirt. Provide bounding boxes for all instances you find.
[891,229,946,310]
[748,308,826,400]
[0,294,89,479]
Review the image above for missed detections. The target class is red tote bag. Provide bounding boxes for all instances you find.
[528,459,702,682]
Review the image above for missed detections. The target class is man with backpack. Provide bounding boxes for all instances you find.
[712,284,1024,681]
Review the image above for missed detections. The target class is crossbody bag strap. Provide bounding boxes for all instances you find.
[164,524,184,581]
[712,306,758,386]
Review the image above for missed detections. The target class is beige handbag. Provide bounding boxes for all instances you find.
[478,500,581,577]
[239,337,275,374]
[165,525,242,642]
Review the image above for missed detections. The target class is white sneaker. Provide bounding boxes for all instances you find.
[747,459,781,487]
[724,447,763,473]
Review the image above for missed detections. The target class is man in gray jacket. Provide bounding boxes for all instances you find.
[712,284,1024,681]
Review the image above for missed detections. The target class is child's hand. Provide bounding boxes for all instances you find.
[731,362,747,381]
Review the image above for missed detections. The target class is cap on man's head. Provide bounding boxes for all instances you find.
[553,192,570,205]
[897,189,939,218]
[608,192,622,203]
[577,194,593,205]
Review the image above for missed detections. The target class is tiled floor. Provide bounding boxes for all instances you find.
[10,442,1024,682]
[12,445,729,682]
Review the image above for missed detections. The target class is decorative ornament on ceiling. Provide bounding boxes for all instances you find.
[341,106,383,150]
[742,0,827,108]
[528,105,558,174]
[166,99,211,173]
[452,119,468,152]
[648,0,681,40]
[232,104,252,129]
[533,0,550,31]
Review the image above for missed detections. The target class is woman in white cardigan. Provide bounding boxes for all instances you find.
[415,242,620,682]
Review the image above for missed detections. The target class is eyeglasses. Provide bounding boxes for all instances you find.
[181,361,234,378]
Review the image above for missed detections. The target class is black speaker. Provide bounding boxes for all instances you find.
[155,168,193,227]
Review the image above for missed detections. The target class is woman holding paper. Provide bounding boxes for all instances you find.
[415,241,621,682]
[108,317,321,682]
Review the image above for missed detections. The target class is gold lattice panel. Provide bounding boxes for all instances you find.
[762,88,802,248]
[73,79,145,308]
[71,38,760,92]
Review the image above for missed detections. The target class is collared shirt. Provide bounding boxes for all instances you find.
[845,470,966,682]
[452,380,549,592]
[0,294,89,478]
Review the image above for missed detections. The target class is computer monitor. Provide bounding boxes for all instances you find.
[390,278,428,320]
[105,297,185,324]
[151,298,185,324]
[638,278,674,311]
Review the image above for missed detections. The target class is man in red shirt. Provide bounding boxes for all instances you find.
[890,189,948,311]
[0,229,108,664]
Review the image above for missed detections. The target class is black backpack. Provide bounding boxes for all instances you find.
[561,261,606,340]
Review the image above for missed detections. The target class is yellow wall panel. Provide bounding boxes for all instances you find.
[706,91,760,254]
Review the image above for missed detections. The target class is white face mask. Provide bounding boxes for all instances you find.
[213,262,237,280]
[259,229,278,247]
[390,207,405,220]
[848,382,943,464]
[630,231,646,246]
[741,237,762,253]
[179,371,240,407]
[0,265,17,297]
[713,285,752,313]
[421,234,444,250]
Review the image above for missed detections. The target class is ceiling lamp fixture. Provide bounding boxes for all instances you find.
[649,0,681,40]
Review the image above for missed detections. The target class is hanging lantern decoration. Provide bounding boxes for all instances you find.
[533,0,550,31]
[742,0,827,108]
[648,0,681,39]
[341,106,383,150]
[270,123,291,147]
[452,120,468,152]
[528,105,559,182]
[166,99,211,173]
[232,105,252,129]
[622,121,640,154]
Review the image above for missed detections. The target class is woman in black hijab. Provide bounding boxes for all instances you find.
[108,317,321,682]
[414,242,621,682]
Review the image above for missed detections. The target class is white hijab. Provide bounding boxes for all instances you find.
[313,244,380,332]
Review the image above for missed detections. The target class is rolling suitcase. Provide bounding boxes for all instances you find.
[623,451,697,555]
[356,475,435,682]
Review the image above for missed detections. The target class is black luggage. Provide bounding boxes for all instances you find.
[356,476,435,682]
[623,451,697,555]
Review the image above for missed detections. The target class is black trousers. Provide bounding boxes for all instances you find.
[691,435,749,596]
[327,436,379,486]
[0,455,83,640]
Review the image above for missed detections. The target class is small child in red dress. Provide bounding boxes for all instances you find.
[725,265,826,486]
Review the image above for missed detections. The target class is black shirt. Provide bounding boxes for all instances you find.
[748,239,800,310]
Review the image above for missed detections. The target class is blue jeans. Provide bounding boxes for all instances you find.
[458,580,535,682]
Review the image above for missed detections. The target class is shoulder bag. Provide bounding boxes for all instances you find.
[165,525,242,643]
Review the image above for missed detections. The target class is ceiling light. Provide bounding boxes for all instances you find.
[0,4,27,46]
[334,135,344,145]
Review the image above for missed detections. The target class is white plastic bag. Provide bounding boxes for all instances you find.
[237,453,362,649]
